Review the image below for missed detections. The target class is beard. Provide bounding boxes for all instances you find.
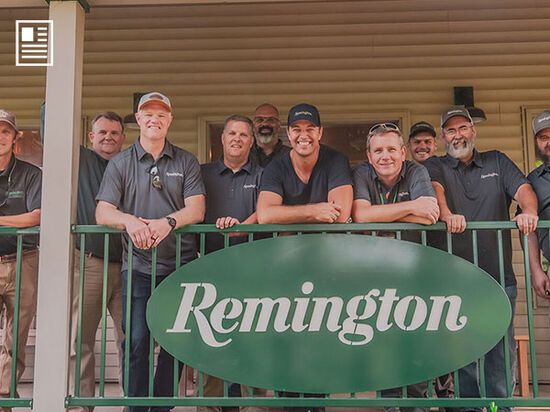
[254,126,276,145]
[445,137,475,160]
[536,144,550,164]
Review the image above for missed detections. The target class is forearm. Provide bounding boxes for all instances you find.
[399,214,433,225]
[169,195,205,229]
[0,209,40,228]
[528,232,545,273]
[516,184,538,215]
[353,202,413,223]
[258,204,320,224]
[96,201,134,230]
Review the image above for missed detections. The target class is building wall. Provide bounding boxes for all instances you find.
[1,0,550,382]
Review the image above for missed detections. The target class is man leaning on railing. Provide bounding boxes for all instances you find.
[423,106,539,412]
[0,110,42,412]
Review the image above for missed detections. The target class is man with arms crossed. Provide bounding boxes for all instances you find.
[69,112,126,412]
[424,107,538,412]
[257,103,353,412]
[250,103,290,167]
[0,110,41,411]
[96,93,205,412]
[200,115,266,412]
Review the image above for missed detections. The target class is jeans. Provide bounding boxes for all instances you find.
[459,285,517,412]
[121,270,183,412]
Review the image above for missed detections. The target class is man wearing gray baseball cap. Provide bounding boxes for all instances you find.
[0,110,42,408]
[522,110,550,301]
[423,106,539,412]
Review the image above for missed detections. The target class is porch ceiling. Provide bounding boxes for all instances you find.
[1,0,326,8]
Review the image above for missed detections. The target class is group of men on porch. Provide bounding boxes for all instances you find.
[1,96,550,412]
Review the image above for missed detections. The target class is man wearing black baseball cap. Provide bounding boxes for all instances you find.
[257,103,352,225]
[423,106,539,411]
[408,121,437,164]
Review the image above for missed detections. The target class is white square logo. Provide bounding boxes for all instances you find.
[16,20,53,67]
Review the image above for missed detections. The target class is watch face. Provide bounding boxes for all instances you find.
[167,216,176,228]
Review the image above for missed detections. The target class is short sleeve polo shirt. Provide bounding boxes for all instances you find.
[96,138,205,277]
[201,159,263,254]
[249,140,291,168]
[424,150,528,286]
[526,164,550,261]
[259,144,352,204]
[77,146,122,262]
[0,156,42,255]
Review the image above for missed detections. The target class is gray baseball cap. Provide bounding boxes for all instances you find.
[533,110,550,136]
[440,106,473,128]
[0,109,18,133]
[137,92,172,112]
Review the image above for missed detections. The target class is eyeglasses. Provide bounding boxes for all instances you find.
[443,125,472,138]
[536,134,550,143]
[149,165,163,190]
[254,116,279,124]
[0,159,16,208]
[369,123,400,135]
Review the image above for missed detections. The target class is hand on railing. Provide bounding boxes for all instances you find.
[216,216,247,238]
[310,201,342,223]
[512,212,539,235]
[139,217,172,248]
[411,196,440,224]
[440,212,466,233]
[124,215,154,249]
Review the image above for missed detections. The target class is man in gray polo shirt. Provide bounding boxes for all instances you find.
[96,92,205,412]
[351,122,436,412]
[69,111,125,412]
[424,107,538,412]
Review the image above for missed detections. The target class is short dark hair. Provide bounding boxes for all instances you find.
[91,111,124,133]
[223,115,253,135]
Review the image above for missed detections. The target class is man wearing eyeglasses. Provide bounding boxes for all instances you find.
[423,106,538,412]
[522,110,550,300]
[96,92,205,411]
[69,111,126,412]
[250,103,290,167]
[0,110,41,409]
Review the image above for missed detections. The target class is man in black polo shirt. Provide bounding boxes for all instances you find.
[257,103,352,412]
[250,103,290,167]
[69,111,125,412]
[200,114,265,412]
[96,92,205,412]
[524,110,550,299]
[352,122,436,412]
[424,107,538,412]
[0,110,41,407]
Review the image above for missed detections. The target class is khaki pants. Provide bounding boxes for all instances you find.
[69,250,124,412]
[0,249,39,412]
[197,374,268,412]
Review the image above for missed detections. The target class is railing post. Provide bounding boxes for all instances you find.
[33,1,85,411]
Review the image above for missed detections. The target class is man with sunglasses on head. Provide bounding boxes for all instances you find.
[0,110,41,409]
[423,107,538,412]
[250,103,290,167]
[68,111,126,412]
[96,93,205,412]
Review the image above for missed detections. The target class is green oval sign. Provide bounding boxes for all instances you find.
[146,234,511,393]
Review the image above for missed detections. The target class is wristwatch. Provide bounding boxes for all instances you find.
[165,216,176,230]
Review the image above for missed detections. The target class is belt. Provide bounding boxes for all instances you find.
[0,248,38,263]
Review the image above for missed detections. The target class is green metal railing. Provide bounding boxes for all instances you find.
[0,226,39,410]
[64,221,550,410]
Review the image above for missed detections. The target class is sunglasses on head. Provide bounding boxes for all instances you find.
[149,165,163,190]
[368,123,400,134]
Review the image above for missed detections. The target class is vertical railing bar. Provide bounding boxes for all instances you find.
[124,241,133,396]
[223,379,228,398]
[198,371,204,397]
[200,233,205,257]
[272,231,277,238]
[401,386,407,399]
[396,231,401,240]
[148,247,157,397]
[421,230,427,246]
[224,232,229,249]
[74,234,86,398]
[497,230,512,396]
[446,232,453,254]
[99,233,110,397]
[453,370,460,399]
[350,392,355,398]
[427,380,433,398]
[376,390,381,398]
[479,357,486,398]
[523,233,539,397]
[472,230,479,266]
[9,235,23,398]
[174,233,182,397]
[248,233,253,242]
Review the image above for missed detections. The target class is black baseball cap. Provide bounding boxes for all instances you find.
[287,103,321,127]
[409,121,436,139]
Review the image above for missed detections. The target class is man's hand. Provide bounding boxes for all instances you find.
[440,212,466,233]
[512,212,539,235]
[216,216,240,229]
[531,266,550,299]
[311,202,342,223]
[138,217,172,248]
[411,196,440,224]
[124,216,154,250]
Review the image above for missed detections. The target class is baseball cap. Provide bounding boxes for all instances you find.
[440,106,473,128]
[287,103,321,127]
[0,110,18,133]
[409,121,436,139]
[533,110,550,136]
[137,92,172,112]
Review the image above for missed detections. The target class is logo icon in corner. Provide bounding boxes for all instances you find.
[16,20,53,67]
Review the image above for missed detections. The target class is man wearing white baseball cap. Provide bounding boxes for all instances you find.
[96,93,205,411]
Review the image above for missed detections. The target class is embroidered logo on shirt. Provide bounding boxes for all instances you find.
[7,191,23,199]
[481,173,499,179]
[166,172,184,177]
[398,191,409,198]
[243,184,256,189]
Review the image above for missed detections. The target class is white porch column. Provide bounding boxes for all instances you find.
[33,1,85,411]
